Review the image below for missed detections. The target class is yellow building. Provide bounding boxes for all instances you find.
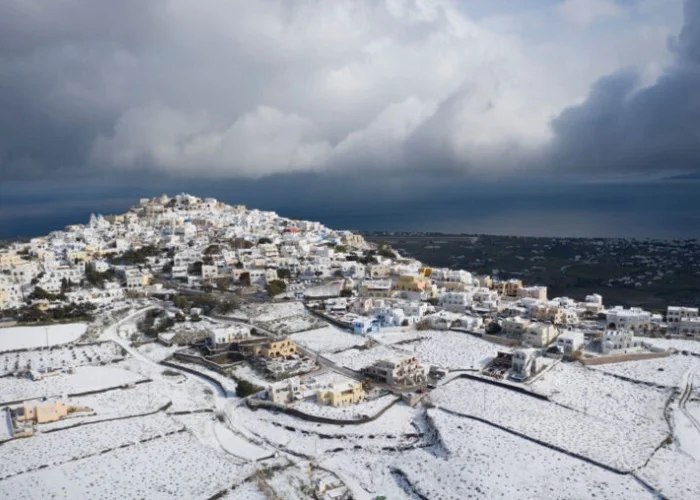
[393,275,435,298]
[505,279,523,297]
[316,380,365,407]
[258,337,297,359]
[0,252,24,269]
[13,401,84,424]
[360,280,393,298]
[0,290,9,308]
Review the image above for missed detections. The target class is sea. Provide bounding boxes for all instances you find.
[2,179,699,240]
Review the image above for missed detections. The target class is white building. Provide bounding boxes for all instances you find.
[511,348,537,381]
[602,330,641,354]
[667,306,699,327]
[268,377,304,404]
[606,306,652,331]
[517,286,548,301]
[363,355,428,387]
[523,323,559,348]
[678,317,700,337]
[557,331,585,354]
[439,291,471,312]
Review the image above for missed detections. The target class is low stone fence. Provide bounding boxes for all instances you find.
[579,351,670,366]
[302,305,353,331]
[482,333,521,347]
[172,352,227,374]
[445,372,550,401]
[247,396,399,426]
[159,360,227,395]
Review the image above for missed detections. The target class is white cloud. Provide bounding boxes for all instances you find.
[0,0,683,180]
[558,0,622,27]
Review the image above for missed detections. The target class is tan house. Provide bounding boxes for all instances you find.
[13,401,89,425]
[248,337,297,359]
[317,379,365,407]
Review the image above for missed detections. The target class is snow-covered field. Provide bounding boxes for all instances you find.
[230,363,273,388]
[0,365,147,404]
[0,413,183,480]
[0,323,87,351]
[369,328,425,345]
[235,402,420,456]
[392,410,655,500]
[293,395,398,420]
[221,480,267,499]
[532,362,670,429]
[0,430,256,500]
[0,341,124,376]
[326,344,404,371]
[38,383,171,431]
[326,330,499,371]
[638,447,700,500]
[137,342,178,362]
[590,354,700,388]
[432,378,667,471]
[409,330,498,370]
[643,337,700,355]
[248,302,326,334]
[291,326,368,353]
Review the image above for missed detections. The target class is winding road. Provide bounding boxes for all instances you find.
[679,365,700,436]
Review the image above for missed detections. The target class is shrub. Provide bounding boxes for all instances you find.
[236,379,263,398]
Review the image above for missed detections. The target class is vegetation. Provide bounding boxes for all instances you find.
[236,379,263,398]
[173,295,190,311]
[265,279,287,297]
[276,268,292,280]
[485,322,502,335]
[239,272,251,286]
[216,276,231,291]
[111,245,161,264]
[29,286,60,302]
[85,268,115,289]
[340,288,353,298]
[257,237,273,245]
[216,299,238,315]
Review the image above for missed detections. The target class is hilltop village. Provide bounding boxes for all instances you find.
[1,194,699,500]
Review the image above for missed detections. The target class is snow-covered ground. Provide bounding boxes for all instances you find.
[247,302,326,334]
[137,342,179,362]
[326,344,404,371]
[531,362,669,430]
[0,365,147,404]
[220,480,267,499]
[0,323,87,351]
[643,337,700,355]
[0,341,124,376]
[408,330,498,370]
[293,395,398,420]
[38,383,171,431]
[235,401,419,456]
[0,430,256,500]
[392,410,655,500]
[368,328,425,345]
[638,447,700,500]
[291,326,368,353]
[432,377,667,471]
[326,330,499,371]
[589,354,700,388]
[0,413,183,480]
[230,363,272,388]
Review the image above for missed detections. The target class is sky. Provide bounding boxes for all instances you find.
[1,0,699,238]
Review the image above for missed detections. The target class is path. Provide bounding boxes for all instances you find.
[679,365,700,435]
[102,307,273,462]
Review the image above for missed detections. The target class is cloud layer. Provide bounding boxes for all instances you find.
[0,0,694,181]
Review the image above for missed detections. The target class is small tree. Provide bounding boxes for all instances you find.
[216,276,231,291]
[173,295,190,311]
[332,269,344,279]
[266,279,287,297]
[236,380,263,398]
[276,268,292,280]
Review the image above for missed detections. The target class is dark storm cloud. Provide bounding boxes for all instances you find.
[0,0,694,183]
[545,0,700,176]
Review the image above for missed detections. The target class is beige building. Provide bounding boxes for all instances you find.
[363,355,428,387]
[13,401,88,425]
[523,323,559,347]
[341,233,366,248]
[317,379,365,407]
[268,377,304,404]
[257,337,297,359]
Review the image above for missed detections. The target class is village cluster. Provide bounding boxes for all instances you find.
[0,194,699,499]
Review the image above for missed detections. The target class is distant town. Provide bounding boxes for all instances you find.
[0,194,698,499]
